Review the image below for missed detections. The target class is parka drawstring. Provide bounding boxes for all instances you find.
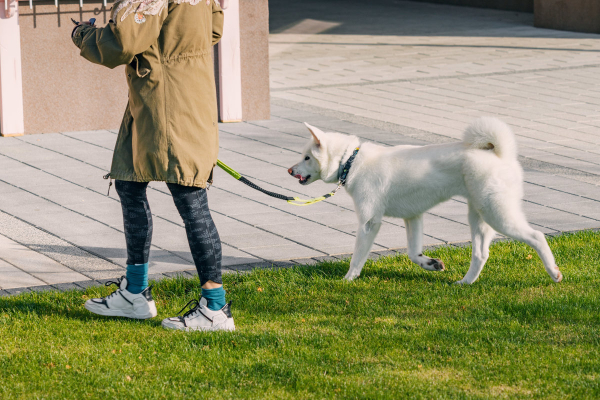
[103,173,113,196]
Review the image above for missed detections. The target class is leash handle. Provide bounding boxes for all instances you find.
[216,160,242,180]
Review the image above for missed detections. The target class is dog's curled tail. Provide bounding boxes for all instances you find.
[463,117,517,160]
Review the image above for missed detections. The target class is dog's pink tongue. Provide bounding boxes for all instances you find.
[294,174,303,180]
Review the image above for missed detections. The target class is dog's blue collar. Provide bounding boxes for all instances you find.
[338,147,360,186]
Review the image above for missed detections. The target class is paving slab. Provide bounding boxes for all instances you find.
[1,0,600,293]
[0,235,88,287]
[52,282,84,292]
[0,264,47,290]
[73,280,101,290]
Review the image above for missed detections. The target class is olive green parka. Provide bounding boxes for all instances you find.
[72,0,224,187]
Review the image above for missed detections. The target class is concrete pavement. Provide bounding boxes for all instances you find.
[1,0,600,294]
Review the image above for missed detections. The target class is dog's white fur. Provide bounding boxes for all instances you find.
[289,117,563,284]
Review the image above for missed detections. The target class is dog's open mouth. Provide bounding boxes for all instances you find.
[299,175,311,185]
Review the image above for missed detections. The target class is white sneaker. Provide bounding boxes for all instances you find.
[84,276,157,319]
[162,297,235,332]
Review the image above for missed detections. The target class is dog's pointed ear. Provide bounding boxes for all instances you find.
[304,122,323,147]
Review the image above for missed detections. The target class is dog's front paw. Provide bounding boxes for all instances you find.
[427,258,445,271]
[454,279,470,285]
[552,270,563,283]
[344,270,360,281]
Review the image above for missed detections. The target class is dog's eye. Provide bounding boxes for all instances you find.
[304,156,310,161]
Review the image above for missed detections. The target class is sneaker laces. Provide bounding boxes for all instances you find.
[178,299,201,319]
[176,298,212,326]
[103,276,124,300]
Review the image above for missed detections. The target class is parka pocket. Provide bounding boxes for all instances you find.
[130,55,152,78]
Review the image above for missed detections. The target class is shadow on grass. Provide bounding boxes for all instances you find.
[1,231,597,329]
[0,291,165,327]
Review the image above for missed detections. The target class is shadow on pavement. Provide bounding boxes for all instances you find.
[269,0,590,39]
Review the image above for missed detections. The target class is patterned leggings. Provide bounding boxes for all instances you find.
[115,180,222,285]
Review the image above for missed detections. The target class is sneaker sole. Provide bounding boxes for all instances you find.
[161,319,235,332]
[85,301,157,320]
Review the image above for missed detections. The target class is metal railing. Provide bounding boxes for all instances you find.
[11,0,109,11]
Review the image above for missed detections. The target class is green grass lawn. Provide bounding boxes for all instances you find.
[1,230,599,399]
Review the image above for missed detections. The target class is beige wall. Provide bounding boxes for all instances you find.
[18,0,271,135]
[19,2,128,134]
[239,0,270,121]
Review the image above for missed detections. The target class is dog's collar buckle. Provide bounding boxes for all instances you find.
[339,147,360,186]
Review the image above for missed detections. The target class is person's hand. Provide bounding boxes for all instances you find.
[81,18,97,27]
[71,18,96,37]
[72,17,97,27]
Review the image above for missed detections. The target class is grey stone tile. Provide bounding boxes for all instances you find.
[271,261,296,269]
[552,201,600,216]
[0,290,10,297]
[96,278,119,286]
[372,250,402,258]
[333,253,352,261]
[28,285,56,293]
[235,211,303,227]
[529,212,592,228]
[163,271,190,278]
[291,257,318,266]
[0,269,47,290]
[552,221,600,232]
[31,271,90,285]
[246,243,322,260]
[246,261,278,269]
[4,287,31,296]
[73,280,101,290]
[221,250,261,267]
[374,233,409,249]
[0,211,122,275]
[223,232,293,249]
[83,270,125,281]
[228,264,259,272]
[52,282,83,292]
[312,255,341,263]
[529,224,561,234]
[320,244,366,256]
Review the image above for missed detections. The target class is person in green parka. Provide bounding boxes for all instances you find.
[71,0,235,331]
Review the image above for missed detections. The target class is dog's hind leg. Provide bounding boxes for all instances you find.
[405,215,445,272]
[345,219,382,281]
[477,200,563,283]
[455,204,496,284]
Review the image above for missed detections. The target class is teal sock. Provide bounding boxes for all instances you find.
[202,286,226,311]
[126,263,149,294]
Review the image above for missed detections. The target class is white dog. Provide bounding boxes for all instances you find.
[288,117,563,284]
